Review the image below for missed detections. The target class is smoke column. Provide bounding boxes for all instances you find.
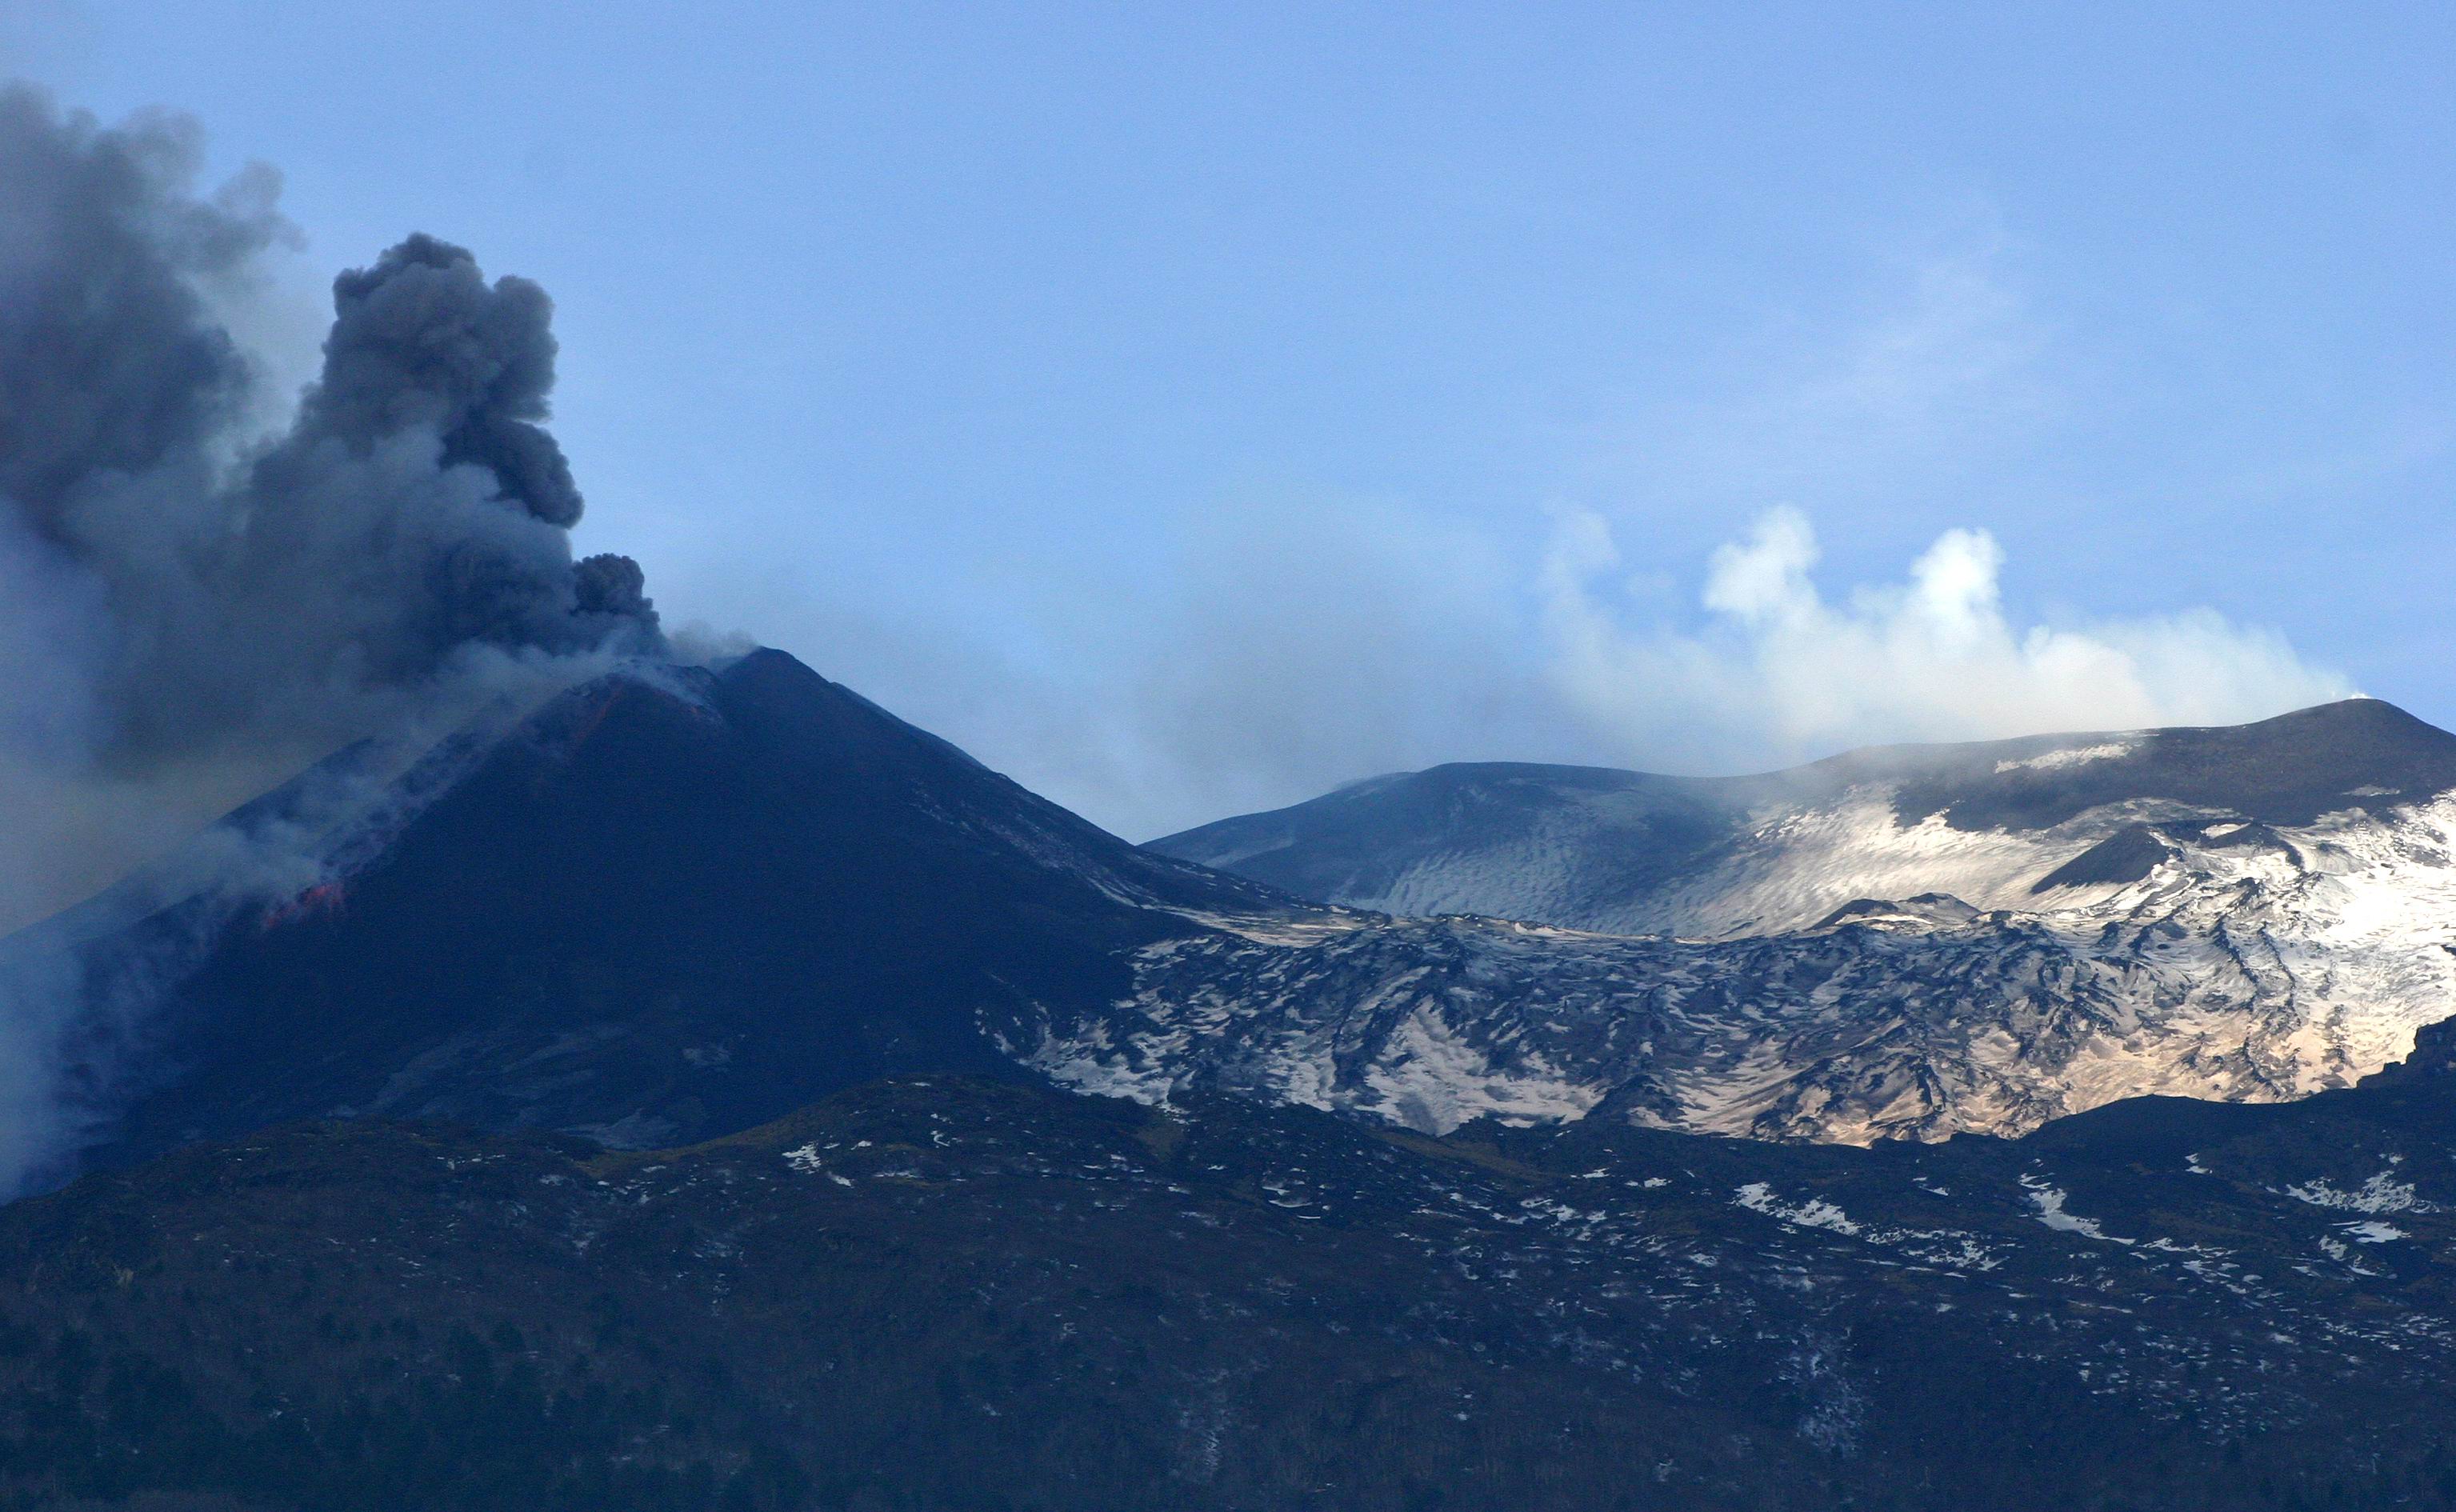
[0,85,660,909]
[0,85,666,1188]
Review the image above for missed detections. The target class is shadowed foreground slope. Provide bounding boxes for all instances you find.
[10,1034,2456,1510]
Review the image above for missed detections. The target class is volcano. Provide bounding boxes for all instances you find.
[23,649,1282,1182]
[1084,699,2456,1143]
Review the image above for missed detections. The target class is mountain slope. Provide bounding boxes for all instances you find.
[1112,701,2456,1140]
[19,649,1286,1186]
[10,1039,2456,1510]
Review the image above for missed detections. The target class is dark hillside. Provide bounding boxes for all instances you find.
[71,650,1283,1175]
[10,1062,2456,1510]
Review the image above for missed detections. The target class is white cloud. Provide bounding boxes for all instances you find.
[1518,226,2348,772]
[757,494,2352,843]
[1544,505,2353,769]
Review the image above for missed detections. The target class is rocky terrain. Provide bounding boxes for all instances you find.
[1135,701,2456,1140]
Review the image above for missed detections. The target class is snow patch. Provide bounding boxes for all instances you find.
[2341,1220,2408,1244]
[2282,1171,2434,1214]
[2022,1177,2133,1245]
[1735,1182,1863,1235]
[1993,742,2138,775]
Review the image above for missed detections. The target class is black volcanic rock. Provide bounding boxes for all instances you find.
[2027,821,2170,892]
[2361,1014,2456,1088]
[51,650,1282,1176]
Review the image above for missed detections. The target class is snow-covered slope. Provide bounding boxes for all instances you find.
[1154,700,2456,938]
[1105,701,2456,1142]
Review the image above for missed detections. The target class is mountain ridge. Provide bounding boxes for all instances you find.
[1108,695,2456,1142]
[22,665,2456,1190]
[1151,696,2456,904]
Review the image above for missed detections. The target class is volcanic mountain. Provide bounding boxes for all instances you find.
[1154,698,2456,936]
[22,666,2456,1192]
[5,648,1287,1189]
[14,671,2456,1506]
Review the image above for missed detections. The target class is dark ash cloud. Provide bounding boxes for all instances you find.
[0,82,659,781]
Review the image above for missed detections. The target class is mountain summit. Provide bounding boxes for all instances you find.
[1152,698,2456,937]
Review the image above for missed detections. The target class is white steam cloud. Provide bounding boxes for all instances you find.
[761,495,2355,844]
[1542,506,2353,772]
[754,233,2356,839]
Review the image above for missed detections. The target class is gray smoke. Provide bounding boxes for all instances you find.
[0,87,660,775]
[0,84,660,913]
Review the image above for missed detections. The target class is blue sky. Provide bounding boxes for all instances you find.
[6,2,2452,835]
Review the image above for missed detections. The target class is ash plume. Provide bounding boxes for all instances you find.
[0,86,660,774]
[0,84,670,1187]
[0,83,660,906]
